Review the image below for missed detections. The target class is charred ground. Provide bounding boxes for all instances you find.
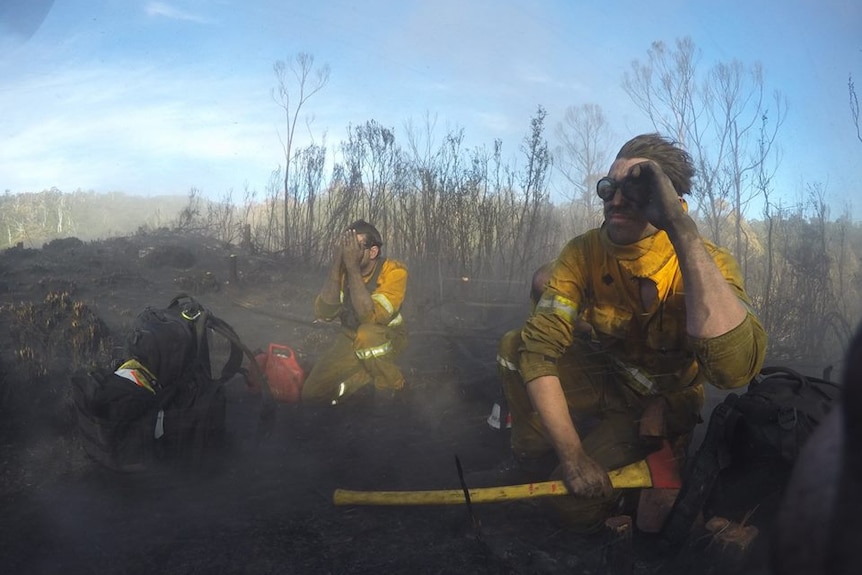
[0,231,784,574]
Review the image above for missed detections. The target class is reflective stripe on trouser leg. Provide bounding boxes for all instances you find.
[354,322,407,392]
[301,330,369,404]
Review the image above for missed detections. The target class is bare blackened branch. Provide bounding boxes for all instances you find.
[850,75,861,143]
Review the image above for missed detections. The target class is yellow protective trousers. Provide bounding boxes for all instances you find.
[498,328,702,533]
[301,322,407,405]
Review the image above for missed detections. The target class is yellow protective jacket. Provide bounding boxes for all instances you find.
[520,227,766,396]
[315,258,407,330]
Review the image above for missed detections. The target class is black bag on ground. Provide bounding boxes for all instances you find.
[662,366,841,545]
[72,294,272,473]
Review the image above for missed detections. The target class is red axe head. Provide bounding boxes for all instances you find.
[645,439,682,489]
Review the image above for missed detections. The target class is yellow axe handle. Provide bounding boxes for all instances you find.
[333,459,652,506]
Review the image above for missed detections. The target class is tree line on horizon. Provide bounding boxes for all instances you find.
[2,37,860,372]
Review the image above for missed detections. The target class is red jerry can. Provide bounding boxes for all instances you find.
[247,344,305,403]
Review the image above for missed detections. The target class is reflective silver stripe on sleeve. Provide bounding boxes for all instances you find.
[372,293,394,314]
[534,293,578,323]
[371,293,402,326]
[387,313,403,327]
[355,340,393,360]
[497,354,518,372]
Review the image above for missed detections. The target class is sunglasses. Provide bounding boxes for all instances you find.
[595,176,649,204]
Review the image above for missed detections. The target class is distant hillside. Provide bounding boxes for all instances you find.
[0,189,189,248]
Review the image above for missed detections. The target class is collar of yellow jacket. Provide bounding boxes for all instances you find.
[599,226,676,278]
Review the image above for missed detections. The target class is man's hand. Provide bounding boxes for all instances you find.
[625,160,687,231]
[626,162,748,340]
[327,234,345,270]
[341,228,364,272]
[554,451,614,498]
[319,231,348,306]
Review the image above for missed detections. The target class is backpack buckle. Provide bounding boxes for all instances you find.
[777,406,798,430]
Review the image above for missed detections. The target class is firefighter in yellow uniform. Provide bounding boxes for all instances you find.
[497,134,768,533]
[302,220,408,406]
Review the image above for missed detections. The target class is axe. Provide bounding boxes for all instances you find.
[333,441,681,506]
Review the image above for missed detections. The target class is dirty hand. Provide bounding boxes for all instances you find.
[340,227,364,270]
[625,160,687,231]
[329,234,345,266]
[555,452,613,498]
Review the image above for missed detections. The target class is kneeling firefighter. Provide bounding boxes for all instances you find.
[302,220,408,407]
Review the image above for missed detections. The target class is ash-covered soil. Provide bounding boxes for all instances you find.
[0,231,781,574]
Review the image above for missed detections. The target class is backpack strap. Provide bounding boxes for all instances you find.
[167,293,277,441]
[165,292,209,375]
[206,316,258,385]
[757,366,809,392]
[716,394,742,468]
[758,366,841,400]
[165,293,240,384]
[661,395,742,546]
[205,314,277,442]
[178,295,214,385]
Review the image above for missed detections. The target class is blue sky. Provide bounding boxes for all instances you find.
[1,0,860,220]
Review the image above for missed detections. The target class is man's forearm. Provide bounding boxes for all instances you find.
[319,260,343,306]
[526,375,585,462]
[344,266,374,320]
[666,217,746,339]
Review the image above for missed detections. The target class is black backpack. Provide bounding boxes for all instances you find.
[724,366,840,464]
[72,294,274,473]
[662,366,841,545]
